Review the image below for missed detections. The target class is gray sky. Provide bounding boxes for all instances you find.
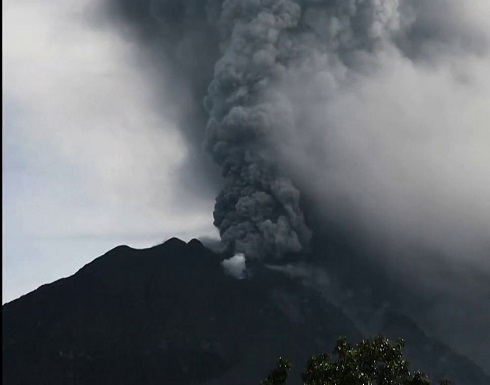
[2,0,218,303]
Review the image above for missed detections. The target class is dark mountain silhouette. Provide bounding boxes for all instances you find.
[3,238,489,385]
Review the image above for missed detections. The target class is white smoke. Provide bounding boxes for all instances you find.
[222,253,247,279]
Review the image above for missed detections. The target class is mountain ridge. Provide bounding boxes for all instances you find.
[3,238,489,385]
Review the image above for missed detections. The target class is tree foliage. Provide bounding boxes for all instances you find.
[261,336,451,385]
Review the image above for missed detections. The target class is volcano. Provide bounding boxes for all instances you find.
[3,238,489,385]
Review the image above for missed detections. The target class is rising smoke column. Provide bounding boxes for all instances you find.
[101,0,404,261]
[201,0,402,259]
[204,0,312,259]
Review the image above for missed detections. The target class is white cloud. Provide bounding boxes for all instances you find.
[222,254,247,279]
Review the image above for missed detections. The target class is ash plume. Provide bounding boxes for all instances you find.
[100,0,490,370]
[100,0,490,270]
[202,0,406,259]
[203,0,312,259]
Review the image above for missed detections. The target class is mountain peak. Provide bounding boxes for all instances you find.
[3,238,489,385]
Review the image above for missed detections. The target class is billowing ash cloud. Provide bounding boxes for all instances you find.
[204,0,312,259]
[100,0,490,266]
[201,0,405,260]
[201,0,411,259]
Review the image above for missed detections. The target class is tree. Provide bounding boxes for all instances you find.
[261,358,292,385]
[261,336,451,385]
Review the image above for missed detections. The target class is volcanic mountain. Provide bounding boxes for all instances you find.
[3,238,489,385]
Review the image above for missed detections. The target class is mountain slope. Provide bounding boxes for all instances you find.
[3,238,489,385]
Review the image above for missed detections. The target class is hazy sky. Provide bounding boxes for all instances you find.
[2,0,218,303]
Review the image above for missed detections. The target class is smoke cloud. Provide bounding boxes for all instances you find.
[98,0,490,370]
[201,0,490,265]
[204,0,312,259]
[222,253,247,279]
